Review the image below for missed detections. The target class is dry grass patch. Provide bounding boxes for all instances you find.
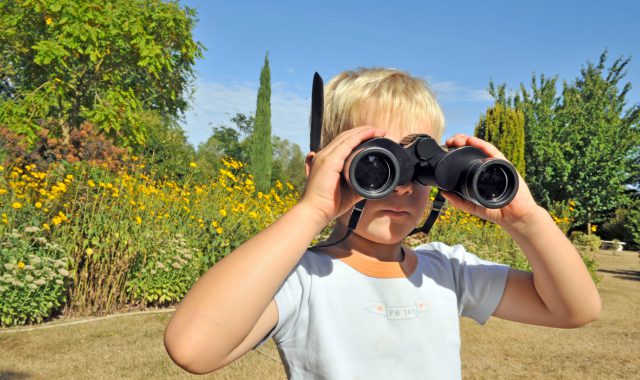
[461,250,640,379]
[1,250,637,379]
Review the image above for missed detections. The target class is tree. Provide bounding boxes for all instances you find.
[271,136,306,190]
[0,0,203,147]
[516,75,572,209]
[475,87,526,178]
[505,51,640,233]
[137,111,195,180]
[249,53,272,193]
[556,51,639,231]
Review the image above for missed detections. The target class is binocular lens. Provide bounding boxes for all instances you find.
[477,165,509,201]
[354,153,392,192]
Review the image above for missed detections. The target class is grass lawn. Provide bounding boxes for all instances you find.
[1,250,638,379]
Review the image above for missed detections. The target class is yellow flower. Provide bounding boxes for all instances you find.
[18,261,25,269]
[12,202,22,209]
[190,162,197,168]
[0,165,3,171]
[86,247,94,256]
[87,180,96,188]
[136,216,142,225]
[591,225,597,232]
[216,227,223,234]
[45,17,53,25]
[219,209,227,217]
[43,223,50,231]
[245,179,254,186]
[35,202,43,208]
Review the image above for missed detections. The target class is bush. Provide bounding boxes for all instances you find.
[1,157,299,317]
[570,231,602,252]
[569,231,602,284]
[0,227,72,326]
[126,233,203,306]
[601,201,640,250]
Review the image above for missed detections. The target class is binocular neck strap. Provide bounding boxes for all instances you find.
[311,190,444,249]
[409,191,446,237]
[309,199,367,249]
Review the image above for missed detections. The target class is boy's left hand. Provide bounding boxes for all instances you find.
[441,134,540,229]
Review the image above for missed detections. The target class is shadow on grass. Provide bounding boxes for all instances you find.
[597,268,640,281]
[0,371,31,380]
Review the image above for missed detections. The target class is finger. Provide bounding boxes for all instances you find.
[446,135,506,160]
[322,126,386,158]
[445,134,468,146]
[463,136,506,159]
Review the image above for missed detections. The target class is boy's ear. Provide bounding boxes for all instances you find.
[305,152,316,178]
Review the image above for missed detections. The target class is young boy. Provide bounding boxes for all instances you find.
[164,68,601,378]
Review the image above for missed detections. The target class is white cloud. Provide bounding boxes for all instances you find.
[426,78,493,103]
[180,80,311,151]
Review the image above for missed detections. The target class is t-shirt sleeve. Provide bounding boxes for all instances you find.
[253,260,305,348]
[425,242,510,325]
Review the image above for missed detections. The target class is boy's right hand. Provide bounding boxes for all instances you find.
[300,126,387,226]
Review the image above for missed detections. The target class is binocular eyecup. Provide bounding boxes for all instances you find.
[343,135,519,209]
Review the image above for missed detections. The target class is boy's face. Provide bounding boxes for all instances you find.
[338,119,435,245]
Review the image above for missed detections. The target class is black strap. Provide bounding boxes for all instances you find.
[409,190,446,236]
[310,199,367,249]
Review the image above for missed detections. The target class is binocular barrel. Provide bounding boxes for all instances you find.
[343,135,519,209]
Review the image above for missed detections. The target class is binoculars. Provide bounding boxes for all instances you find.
[343,134,519,209]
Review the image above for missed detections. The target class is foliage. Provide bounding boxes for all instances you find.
[126,233,202,306]
[493,51,640,231]
[406,195,600,283]
[475,94,526,178]
[249,54,272,193]
[600,199,640,250]
[569,231,602,283]
[0,227,72,326]
[271,136,306,190]
[557,52,639,229]
[0,0,203,147]
[570,231,602,252]
[426,203,531,271]
[197,113,306,190]
[135,111,195,180]
[1,123,126,170]
[516,75,571,209]
[1,158,299,315]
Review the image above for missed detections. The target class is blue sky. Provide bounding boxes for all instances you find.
[178,0,640,152]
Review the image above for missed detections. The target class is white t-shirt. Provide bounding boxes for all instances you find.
[259,242,510,379]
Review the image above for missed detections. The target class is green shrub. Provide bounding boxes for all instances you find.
[126,233,203,306]
[569,231,602,284]
[600,200,640,250]
[570,231,602,252]
[0,227,72,326]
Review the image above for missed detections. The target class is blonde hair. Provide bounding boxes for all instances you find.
[320,68,445,150]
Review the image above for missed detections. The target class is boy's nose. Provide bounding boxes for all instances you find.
[393,182,413,196]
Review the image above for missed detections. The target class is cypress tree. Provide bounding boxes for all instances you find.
[474,103,526,179]
[250,53,272,192]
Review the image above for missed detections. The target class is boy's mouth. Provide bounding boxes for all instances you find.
[379,209,411,217]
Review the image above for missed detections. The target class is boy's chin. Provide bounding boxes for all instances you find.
[355,225,414,245]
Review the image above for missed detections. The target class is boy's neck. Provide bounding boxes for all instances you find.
[324,222,404,263]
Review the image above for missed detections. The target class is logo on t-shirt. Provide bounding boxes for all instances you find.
[366,300,429,320]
